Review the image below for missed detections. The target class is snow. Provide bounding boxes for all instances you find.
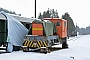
[0,35,90,60]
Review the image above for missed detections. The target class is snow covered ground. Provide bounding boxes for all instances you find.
[0,35,90,60]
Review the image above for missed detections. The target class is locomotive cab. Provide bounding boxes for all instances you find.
[43,18,68,48]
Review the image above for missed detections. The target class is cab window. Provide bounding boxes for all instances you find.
[57,21,60,26]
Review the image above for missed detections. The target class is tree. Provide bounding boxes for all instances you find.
[38,8,59,19]
[0,7,21,15]
[62,12,75,36]
[55,9,59,18]
[43,11,47,18]
[38,12,42,19]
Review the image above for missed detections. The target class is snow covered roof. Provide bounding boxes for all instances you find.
[7,13,34,23]
[0,13,7,20]
[0,12,34,23]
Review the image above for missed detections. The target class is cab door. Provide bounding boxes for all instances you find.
[62,20,67,38]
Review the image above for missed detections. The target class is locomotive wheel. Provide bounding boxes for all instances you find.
[40,48,49,54]
[62,42,68,49]
[48,47,50,53]
[40,48,43,53]
[65,43,68,48]
[23,47,29,52]
[44,50,47,54]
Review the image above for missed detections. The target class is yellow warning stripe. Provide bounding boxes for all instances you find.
[29,41,32,47]
[27,40,30,47]
[37,41,41,47]
[32,28,43,30]
[36,43,39,48]
[40,41,44,47]
[44,41,48,47]
[31,43,34,47]
[24,40,28,46]
[33,45,35,48]
[23,40,48,48]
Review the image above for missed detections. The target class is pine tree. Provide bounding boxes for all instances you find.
[38,12,42,19]
[38,8,59,19]
[0,7,21,15]
[55,9,59,18]
[62,12,75,36]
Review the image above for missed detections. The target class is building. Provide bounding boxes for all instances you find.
[0,11,35,52]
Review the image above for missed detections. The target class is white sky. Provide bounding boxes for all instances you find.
[0,0,90,28]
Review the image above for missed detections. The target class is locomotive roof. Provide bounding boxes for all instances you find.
[43,18,67,21]
[8,13,34,23]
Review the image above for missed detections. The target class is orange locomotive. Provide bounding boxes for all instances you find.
[23,18,68,54]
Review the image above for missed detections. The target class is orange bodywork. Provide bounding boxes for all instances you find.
[43,18,67,38]
[32,23,43,36]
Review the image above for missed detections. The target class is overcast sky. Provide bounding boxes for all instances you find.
[0,0,90,28]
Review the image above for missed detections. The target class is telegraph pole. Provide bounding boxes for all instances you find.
[35,0,36,18]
